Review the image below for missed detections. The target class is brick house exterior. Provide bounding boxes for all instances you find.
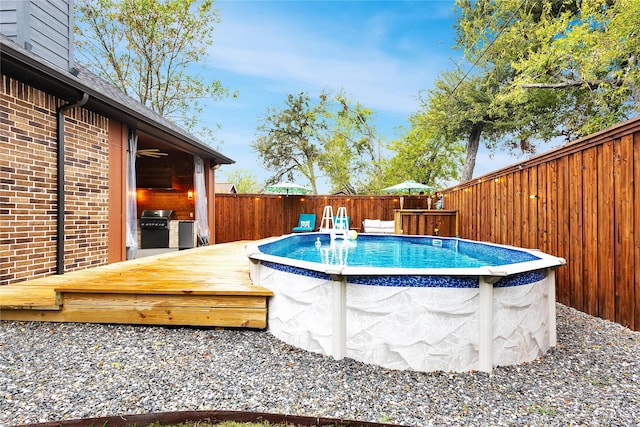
[0,3,234,286]
[1,76,111,284]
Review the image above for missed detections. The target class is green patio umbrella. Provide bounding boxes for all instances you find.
[382,180,434,195]
[263,182,313,195]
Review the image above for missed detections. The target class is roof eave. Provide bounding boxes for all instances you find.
[0,38,234,166]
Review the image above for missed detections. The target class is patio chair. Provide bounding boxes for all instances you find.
[292,213,316,233]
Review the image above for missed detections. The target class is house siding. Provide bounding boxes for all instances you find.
[0,75,109,285]
[0,0,74,71]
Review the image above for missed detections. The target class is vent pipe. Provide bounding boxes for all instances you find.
[56,93,89,275]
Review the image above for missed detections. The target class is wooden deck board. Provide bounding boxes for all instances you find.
[0,241,272,328]
[0,285,60,310]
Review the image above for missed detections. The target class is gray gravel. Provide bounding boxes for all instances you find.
[1,303,639,426]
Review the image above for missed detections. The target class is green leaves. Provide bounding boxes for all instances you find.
[319,92,383,194]
[75,0,234,140]
[253,91,389,195]
[220,168,261,194]
[504,0,640,138]
[385,111,464,190]
[418,0,639,182]
[253,92,325,193]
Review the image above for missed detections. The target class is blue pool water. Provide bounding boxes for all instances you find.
[258,234,540,269]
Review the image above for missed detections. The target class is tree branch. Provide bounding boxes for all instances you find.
[522,81,586,89]
[522,79,624,90]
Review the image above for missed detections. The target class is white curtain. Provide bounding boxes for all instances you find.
[194,155,210,246]
[125,129,138,259]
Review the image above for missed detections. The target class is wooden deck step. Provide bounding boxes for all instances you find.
[0,241,272,328]
[0,284,61,310]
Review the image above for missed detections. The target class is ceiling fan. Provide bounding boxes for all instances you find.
[136,148,168,158]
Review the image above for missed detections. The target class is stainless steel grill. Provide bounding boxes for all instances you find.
[140,209,174,229]
[140,209,174,248]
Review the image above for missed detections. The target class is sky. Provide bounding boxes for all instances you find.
[203,0,559,193]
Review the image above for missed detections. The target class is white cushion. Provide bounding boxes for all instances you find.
[362,219,381,228]
[380,221,395,229]
[363,219,395,233]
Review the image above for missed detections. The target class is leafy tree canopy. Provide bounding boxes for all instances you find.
[253,91,391,195]
[422,0,638,182]
[319,91,385,194]
[252,92,326,194]
[75,0,236,140]
[507,0,640,138]
[220,168,261,194]
[386,99,465,190]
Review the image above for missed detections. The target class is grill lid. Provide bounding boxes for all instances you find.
[140,209,174,219]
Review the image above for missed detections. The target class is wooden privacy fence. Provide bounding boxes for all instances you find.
[442,116,640,331]
[214,194,456,243]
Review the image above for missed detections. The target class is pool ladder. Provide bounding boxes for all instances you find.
[319,206,349,240]
[319,206,334,232]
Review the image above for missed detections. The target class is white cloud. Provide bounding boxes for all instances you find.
[207,2,449,115]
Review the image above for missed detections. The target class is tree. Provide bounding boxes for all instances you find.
[220,168,261,194]
[420,68,545,182]
[75,0,234,137]
[425,71,496,183]
[447,0,640,181]
[385,106,465,190]
[253,91,390,194]
[318,92,384,194]
[424,0,581,181]
[252,92,327,194]
[508,0,640,138]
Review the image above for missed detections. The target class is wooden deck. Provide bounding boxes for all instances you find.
[0,241,272,328]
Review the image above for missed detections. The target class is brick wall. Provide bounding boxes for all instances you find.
[0,75,110,285]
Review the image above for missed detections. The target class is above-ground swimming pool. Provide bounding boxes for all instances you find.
[247,233,565,373]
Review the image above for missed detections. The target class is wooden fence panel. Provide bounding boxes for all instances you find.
[582,146,599,316]
[466,188,473,238]
[537,163,548,253]
[614,134,635,328]
[545,162,557,258]
[527,166,538,250]
[597,140,615,321]
[569,151,584,312]
[439,117,639,330]
[556,155,571,305]
[500,176,508,245]
[480,181,490,242]
[513,171,523,248]
[505,174,514,246]
[634,132,640,330]
[459,189,468,237]
[214,194,437,243]
[490,180,499,243]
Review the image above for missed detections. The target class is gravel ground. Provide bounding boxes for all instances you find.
[1,303,639,427]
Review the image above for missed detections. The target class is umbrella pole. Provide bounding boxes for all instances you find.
[285,189,291,234]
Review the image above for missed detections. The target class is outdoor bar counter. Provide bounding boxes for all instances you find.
[393,209,459,237]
